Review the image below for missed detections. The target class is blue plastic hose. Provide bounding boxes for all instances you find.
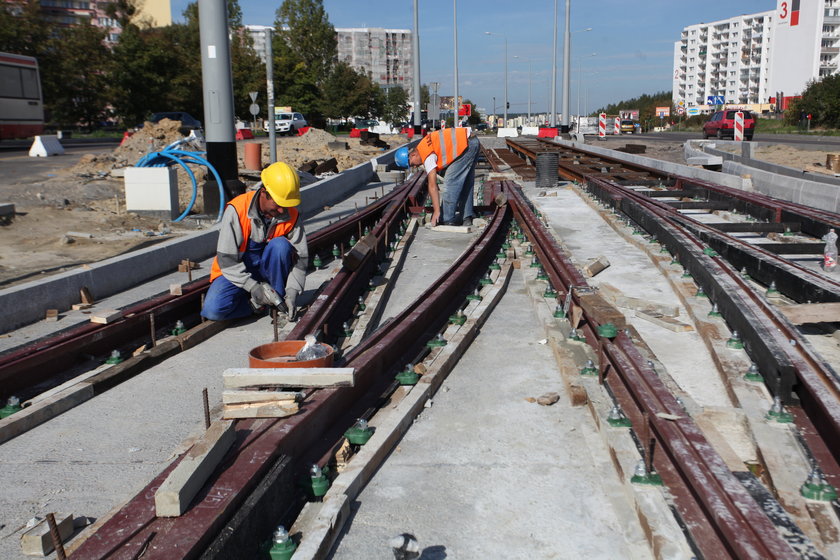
[134,141,226,222]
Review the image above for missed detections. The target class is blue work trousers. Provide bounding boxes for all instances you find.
[201,236,296,321]
[441,135,480,223]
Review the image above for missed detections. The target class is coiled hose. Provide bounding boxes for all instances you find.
[134,139,226,222]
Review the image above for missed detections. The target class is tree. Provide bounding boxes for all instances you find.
[380,86,409,125]
[41,23,111,128]
[0,1,50,57]
[272,0,337,121]
[321,61,375,119]
[785,75,840,129]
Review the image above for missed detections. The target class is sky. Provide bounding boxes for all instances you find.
[171,0,778,117]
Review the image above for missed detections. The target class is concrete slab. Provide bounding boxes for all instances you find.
[330,270,650,559]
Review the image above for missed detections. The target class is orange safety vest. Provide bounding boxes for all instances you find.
[415,128,470,171]
[209,190,299,282]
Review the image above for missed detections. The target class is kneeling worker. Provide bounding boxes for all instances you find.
[394,127,480,227]
[201,161,307,321]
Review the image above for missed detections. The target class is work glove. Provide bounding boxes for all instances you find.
[285,288,299,322]
[250,282,287,313]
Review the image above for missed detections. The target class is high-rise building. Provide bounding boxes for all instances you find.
[672,11,773,112]
[335,28,413,90]
[246,26,414,91]
[673,1,840,113]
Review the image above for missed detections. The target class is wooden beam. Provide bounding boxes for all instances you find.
[705,222,800,233]
[90,310,121,324]
[20,513,73,556]
[222,401,299,419]
[222,367,355,389]
[777,302,840,325]
[221,390,301,405]
[154,420,236,517]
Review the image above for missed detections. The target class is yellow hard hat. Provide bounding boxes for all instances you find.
[261,162,301,207]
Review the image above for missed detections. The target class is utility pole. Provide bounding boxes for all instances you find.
[550,0,558,127]
[264,28,277,164]
[453,0,460,124]
[412,0,422,132]
[199,0,242,214]
[561,0,571,133]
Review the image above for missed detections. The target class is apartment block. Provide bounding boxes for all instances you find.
[673,11,773,113]
[246,26,414,92]
[673,1,840,113]
[335,28,413,90]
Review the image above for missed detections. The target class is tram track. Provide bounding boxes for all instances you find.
[5,138,840,559]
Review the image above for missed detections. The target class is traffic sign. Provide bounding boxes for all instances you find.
[249,103,260,116]
[249,91,258,102]
[677,107,685,115]
[706,95,725,106]
[677,100,685,107]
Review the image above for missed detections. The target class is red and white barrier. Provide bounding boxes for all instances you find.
[614,117,621,135]
[598,113,606,139]
[734,111,744,142]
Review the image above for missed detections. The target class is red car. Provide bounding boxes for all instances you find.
[702,110,755,140]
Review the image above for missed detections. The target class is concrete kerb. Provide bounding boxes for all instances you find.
[556,137,749,190]
[0,229,219,334]
[0,143,417,334]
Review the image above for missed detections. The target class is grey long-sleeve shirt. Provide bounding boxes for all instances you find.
[215,188,308,306]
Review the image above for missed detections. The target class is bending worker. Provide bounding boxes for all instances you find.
[394,127,480,227]
[201,161,307,321]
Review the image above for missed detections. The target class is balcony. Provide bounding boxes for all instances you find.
[822,46,840,54]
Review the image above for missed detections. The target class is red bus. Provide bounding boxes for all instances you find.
[0,52,44,140]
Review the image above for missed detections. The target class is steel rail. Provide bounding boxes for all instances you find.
[505,137,840,304]
[502,179,798,559]
[0,173,426,402]
[583,175,840,477]
[70,186,509,559]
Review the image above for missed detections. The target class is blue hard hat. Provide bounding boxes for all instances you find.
[394,146,410,168]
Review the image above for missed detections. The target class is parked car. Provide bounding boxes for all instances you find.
[619,119,637,134]
[263,112,307,135]
[137,112,202,135]
[702,110,755,140]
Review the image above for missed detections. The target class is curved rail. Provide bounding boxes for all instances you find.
[70,183,509,559]
[503,179,798,559]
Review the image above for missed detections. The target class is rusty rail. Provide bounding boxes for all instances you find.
[503,179,798,559]
[70,180,509,559]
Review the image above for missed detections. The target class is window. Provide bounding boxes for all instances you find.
[0,66,39,99]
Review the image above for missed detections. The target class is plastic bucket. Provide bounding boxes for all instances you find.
[249,340,334,368]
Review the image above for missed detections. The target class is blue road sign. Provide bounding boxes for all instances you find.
[707,95,725,106]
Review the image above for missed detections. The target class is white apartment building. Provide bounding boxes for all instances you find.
[673,1,840,113]
[335,28,413,90]
[245,26,413,91]
[673,11,773,113]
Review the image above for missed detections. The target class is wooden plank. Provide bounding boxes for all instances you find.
[90,309,121,324]
[222,367,355,389]
[577,292,626,329]
[71,303,92,310]
[0,384,94,446]
[583,255,610,277]
[20,513,73,556]
[635,310,694,332]
[777,302,840,325]
[79,286,94,304]
[221,390,301,405]
[222,401,299,419]
[431,224,472,233]
[154,420,236,517]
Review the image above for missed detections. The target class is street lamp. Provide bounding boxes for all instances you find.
[485,31,507,127]
[513,55,531,125]
[576,52,597,129]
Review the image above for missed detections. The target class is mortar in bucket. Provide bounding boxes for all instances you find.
[249,340,334,368]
